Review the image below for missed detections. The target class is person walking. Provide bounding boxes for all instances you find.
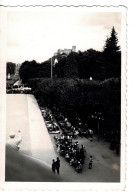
[55,157,60,174]
[88,155,93,169]
[52,159,56,173]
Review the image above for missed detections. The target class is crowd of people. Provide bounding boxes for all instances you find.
[41,108,60,133]
[60,118,94,141]
[51,108,94,140]
[40,106,94,140]
[54,134,86,173]
[39,106,94,173]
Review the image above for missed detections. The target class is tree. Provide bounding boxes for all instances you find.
[64,53,79,78]
[54,57,67,78]
[19,60,37,83]
[6,62,16,75]
[77,50,98,79]
[104,26,120,54]
[102,27,121,78]
[19,60,51,83]
[55,52,79,78]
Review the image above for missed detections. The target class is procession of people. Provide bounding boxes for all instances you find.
[39,106,94,174]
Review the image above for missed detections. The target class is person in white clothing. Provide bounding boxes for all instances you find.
[6,130,22,151]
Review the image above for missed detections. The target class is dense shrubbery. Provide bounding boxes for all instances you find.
[28,77,121,138]
[19,60,51,83]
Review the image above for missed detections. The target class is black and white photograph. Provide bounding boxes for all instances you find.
[0,4,127,191]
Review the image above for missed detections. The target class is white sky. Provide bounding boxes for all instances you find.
[7,8,121,63]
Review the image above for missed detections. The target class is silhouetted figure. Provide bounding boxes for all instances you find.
[55,157,60,174]
[52,159,56,173]
[88,155,93,169]
[76,161,82,173]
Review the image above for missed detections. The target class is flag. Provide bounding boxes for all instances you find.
[54,58,58,66]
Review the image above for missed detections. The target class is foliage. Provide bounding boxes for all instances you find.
[102,27,121,78]
[28,77,121,135]
[104,26,120,54]
[6,62,16,75]
[19,60,51,83]
[54,49,100,79]
[19,27,121,82]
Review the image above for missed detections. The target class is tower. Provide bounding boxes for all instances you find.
[72,46,76,52]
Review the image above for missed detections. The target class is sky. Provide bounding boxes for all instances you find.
[7,7,121,63]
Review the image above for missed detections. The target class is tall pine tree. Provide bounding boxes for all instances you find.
[103,27,121,78]
[104,26,120,54]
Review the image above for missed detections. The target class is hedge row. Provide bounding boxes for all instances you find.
[28,78,121,137]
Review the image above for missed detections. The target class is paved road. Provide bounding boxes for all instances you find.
[6,94,120,182]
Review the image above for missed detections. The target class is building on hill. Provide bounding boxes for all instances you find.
[54,46,76,56]
[72,46,76,52]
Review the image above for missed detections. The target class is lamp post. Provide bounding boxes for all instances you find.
[92,111,104,141]
[51,57,58,79]
[97,113,101,141]
[51,57,53,79]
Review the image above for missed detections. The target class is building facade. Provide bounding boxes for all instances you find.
[54,46,76,56]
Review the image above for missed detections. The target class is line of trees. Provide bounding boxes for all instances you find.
[28,77,121,138]
[19,27,121,83]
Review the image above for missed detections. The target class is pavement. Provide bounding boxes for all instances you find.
[6,94,120,182]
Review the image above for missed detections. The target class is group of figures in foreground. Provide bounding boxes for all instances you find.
[54,134,93,173]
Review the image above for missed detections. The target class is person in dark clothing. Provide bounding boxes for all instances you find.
[88,155,93,169]
[55,157,60,174]
[52,159,56,173]
[76,161,82,173]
